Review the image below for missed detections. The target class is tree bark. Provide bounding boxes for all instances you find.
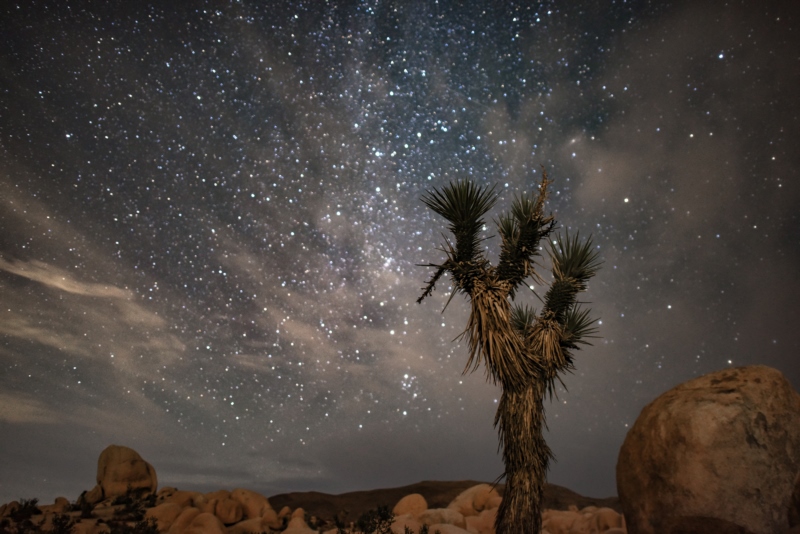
[495,382,552,534]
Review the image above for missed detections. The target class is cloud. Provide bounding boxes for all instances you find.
[0,392,60,424]
[0,258,130,299]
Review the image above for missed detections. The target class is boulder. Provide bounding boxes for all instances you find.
[284,507,316,534]
[393,493,428,516]
[617,365,800,534]
[278,505,292,521]
[87,501,116,521]
[145,502,183,531]
[227,517,271,534]
[662,516,756,533]
[163,490,201,508]
[168,506,201,534]
[564,509,613,534]
[1,501,21,519]
[418,508,466,528]
[204,490,230,501]
[542,509,579,534]
[37,497,71,515]
[591,507,625,532]
[94,445,157,501]
[229,488,273,520]
[183,512,226,534]
[262,507,282,530]
[485,494,502,510]
[447,484,500,517]
[72,519,111,534]
[213,497,243,524]
[84,485,104,506]
[53,497,70,513]
[464,507,497,534]
[199,497,217,514]
[540,506,624,534]
[427,524,471,534]
[158,486,178,497]
[36,514,57,531]
[791,472,800,528]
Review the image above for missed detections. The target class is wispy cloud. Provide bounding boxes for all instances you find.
[0,258,130,299]
[0,392,59,424]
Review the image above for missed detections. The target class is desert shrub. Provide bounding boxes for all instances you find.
[10,499,40,523]
[112,494,132,507]
[337,507,441,534]
[79,499,94,519]
[74,492,94,519]
[51,514,74,534]
[113,485,147,506]
[107,517,159,534]
[0,518,13,534]
[112,486,155,522]
[354,505,394,534]
[0,518,36,534]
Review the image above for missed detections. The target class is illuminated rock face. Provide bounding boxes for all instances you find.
[393,492,428,517]
[86,444,158,504]
[446,483,500,517]
[617,365,800,534]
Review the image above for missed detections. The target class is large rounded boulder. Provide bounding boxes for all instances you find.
[617,365,800,534]
[393,493,428,517]
[447,484,500,517]
[97,444,157,499]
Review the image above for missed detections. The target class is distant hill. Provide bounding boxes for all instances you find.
[268,479,620,524]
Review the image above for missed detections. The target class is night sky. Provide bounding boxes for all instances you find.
[1,1,798,506]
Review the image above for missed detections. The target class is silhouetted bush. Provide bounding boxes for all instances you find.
[51,514,74,534]
[353,505,393,534]
[10,499,40,523]
[107,517,159,534]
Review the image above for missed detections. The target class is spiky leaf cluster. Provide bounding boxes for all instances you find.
[543,231,601,324]
[496,174,555,296]
[418,180,497,301]
[561,307,598,350]
[510,304,537,337]
[420,180,496,266]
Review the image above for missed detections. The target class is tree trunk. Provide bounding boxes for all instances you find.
[495,383,552,534]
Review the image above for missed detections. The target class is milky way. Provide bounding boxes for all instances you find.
[1,1,798,504]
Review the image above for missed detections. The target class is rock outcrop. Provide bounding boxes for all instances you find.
[85,444,158,504]
[446,483,500,518]
[418,507,466,528]
[182,512,226,534]
[542,505,626,534]
[284,507,316,533]
[230,488,274,520]
[393,493,428,516]
[145,502,183,531]
[617,365,800,534]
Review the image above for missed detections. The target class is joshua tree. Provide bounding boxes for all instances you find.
[417,170,600,534]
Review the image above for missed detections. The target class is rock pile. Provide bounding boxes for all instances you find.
[0,445,626,534]
[389,484,623,534]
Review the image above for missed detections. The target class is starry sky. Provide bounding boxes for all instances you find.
[1,1,798,506]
